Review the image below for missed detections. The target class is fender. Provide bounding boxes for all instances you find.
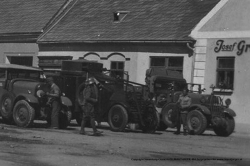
[14,94,38,104]
[61,96,72,106]
[224,108,236,117]
[109,101,130,111]
[189,104,211,115]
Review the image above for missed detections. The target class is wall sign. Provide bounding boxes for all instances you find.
[214,40,250,56]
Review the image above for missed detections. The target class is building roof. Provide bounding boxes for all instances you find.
[191,0,250,39]
[0,0,67,42]
[38,0,220,43]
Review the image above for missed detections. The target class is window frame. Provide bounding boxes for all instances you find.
[110,61,125,79]
[216,57,235,90]
[150,56,184,73]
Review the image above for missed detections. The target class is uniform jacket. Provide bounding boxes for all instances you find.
[48,83,61,102]
[177,94,191,109]
[81,84,98,106]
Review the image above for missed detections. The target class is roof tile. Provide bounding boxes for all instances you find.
[0,0,66,34]
[39,0,220,42]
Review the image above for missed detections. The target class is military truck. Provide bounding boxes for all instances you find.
[47,60,159,133]
[0,64,72,128]
[145,67,236,137]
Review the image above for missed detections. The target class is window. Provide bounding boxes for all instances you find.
[110,61,124,79]
[216,57,235,89]
[113,11,129,22]
[8,69,42,81]
[150,57,184,73]
[9,56,33,66]
[38,56,72,73]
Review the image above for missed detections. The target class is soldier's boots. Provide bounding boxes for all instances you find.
[184,129,187,136]
[93,130,103,135]
[174,130,180,135]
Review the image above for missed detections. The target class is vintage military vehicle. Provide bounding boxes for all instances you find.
[145,67,236,137]
[0,64,72,128]
[48,60,159,133]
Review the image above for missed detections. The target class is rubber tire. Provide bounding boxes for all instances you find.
[76,83,85,106]
[187,110,207,135]
[161,104,179,128]
[58,107,72,129]
[213,115,235,137]
[108,105,128,132]
[141,107,160,133]
[0,93,14,123]
[13,100,35,128]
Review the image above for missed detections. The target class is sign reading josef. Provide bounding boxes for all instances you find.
[214,40,250,56]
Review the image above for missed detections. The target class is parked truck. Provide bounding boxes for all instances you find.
[145,67,236,136]
[0,64,72,128]
[47,60,159,133]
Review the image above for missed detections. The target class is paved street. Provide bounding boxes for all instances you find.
[0,119,249,166]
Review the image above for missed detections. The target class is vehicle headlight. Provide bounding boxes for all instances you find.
[37,90,45,98]
[225,98,231,107]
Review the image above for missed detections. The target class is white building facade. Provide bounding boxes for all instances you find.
[191,0,250,124]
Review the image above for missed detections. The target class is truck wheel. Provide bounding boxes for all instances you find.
[58,106,72,129]
[187,110,207,135]
[161,103,178,128]
[13,100,35,127]
[213,115,235,137]
[0,93,14,123]
[108,105,128,132]
[141,106,160,133]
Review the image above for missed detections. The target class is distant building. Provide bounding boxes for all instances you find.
[191,0,250,124]
[37,0,219,84]
[0,0,70,67]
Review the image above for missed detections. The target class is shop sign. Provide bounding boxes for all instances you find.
[214,40,250,56]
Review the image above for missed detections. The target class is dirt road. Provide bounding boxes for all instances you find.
[0,120,249,166]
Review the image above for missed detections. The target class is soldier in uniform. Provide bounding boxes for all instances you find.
[79,77,103,136]
[46,77,61,129]
[174,88,192,135]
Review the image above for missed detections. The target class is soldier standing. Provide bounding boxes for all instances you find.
[174,88,191,135]
[46,77,61,129]
[79,77,103,136]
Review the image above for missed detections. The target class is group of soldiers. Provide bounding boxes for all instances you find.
[46,76,192,136]
[46,76,103,136]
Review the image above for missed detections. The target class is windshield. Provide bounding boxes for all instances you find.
[7,69,44,81]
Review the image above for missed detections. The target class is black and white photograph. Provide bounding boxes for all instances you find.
[0,0,249,165]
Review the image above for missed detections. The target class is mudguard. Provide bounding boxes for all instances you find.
[15,94,38,104]
[189,104,211,115]
[61,96,72,106]
[109,101,129,111]
[224,108,236,117]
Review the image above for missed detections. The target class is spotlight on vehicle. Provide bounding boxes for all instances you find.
[225,98,231,107]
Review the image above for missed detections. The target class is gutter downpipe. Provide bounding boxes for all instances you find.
[187,42,196,86]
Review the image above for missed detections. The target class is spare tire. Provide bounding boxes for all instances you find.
[76,83,85,106]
